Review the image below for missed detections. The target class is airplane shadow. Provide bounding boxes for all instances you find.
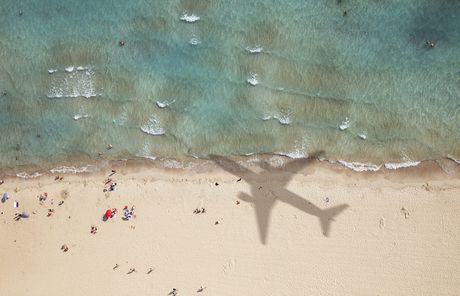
[210,153,349,244]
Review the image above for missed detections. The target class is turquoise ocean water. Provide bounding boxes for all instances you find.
[0,0,459,172]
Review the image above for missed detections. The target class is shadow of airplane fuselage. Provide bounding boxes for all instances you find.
[210,154,349,244]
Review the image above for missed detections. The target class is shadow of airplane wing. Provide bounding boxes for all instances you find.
[239,192,276,244]
[276,188,349,237]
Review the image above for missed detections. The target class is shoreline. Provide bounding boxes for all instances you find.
[3,153,460,181]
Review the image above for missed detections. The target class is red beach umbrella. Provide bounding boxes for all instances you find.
[104,209,112,219]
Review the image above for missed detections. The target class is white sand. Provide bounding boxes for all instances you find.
[0,159,459,295]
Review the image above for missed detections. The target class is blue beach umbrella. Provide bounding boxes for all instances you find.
[2,192,9,203]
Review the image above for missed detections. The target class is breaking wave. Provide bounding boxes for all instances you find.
[16,172,43,178]
[140,115,165,136]
[47,66,98,99]
[384,161,421,170]
[180,13,200,23]
[336,160,382,172]
[50,165,96,174]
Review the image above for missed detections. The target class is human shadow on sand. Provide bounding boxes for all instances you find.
[210,153,349,244]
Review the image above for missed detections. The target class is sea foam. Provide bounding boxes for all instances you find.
[247,74,259,86]
[246,46,263,53]
[16,172,43,179]
[336,160,382,172]
[276,135,309,159]
[189,36,201,46]
[47,67,98,99]
[447,155,460,164]
[339,118,350,131]
[136,142,156,160]
[156,99,175,108]
[73,109,89,121]
[113,108,128,126]
[273,113,292,125]
[358,132,367,140]
[261,113,272,121]
[180,13,200,23]
[50,165,96,174]
[141,115,165,135]
[384,161,421,170]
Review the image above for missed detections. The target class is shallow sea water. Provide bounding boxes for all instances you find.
[0,0,459,171]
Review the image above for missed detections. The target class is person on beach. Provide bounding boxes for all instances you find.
[39,192,48,203]
[90,225,98,234]
[109,182,117,192]
[14,213,22,221]
[2,192,9,203]
[14,212,29,221]
[122,206,131,221]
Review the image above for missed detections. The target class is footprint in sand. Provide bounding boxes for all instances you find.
[379,217,385,229]
[400,207,410,219]
[223,258,236,274]
[61,189,70,199]
[422,183,430,191]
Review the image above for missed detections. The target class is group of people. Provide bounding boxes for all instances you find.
[3,192,30,221]
[193,207,206,214]
[103,205,135,221]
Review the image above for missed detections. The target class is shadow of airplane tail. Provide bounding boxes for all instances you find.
[318,204,349,237]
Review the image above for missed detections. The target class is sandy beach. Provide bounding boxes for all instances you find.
[1,158,459,295]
